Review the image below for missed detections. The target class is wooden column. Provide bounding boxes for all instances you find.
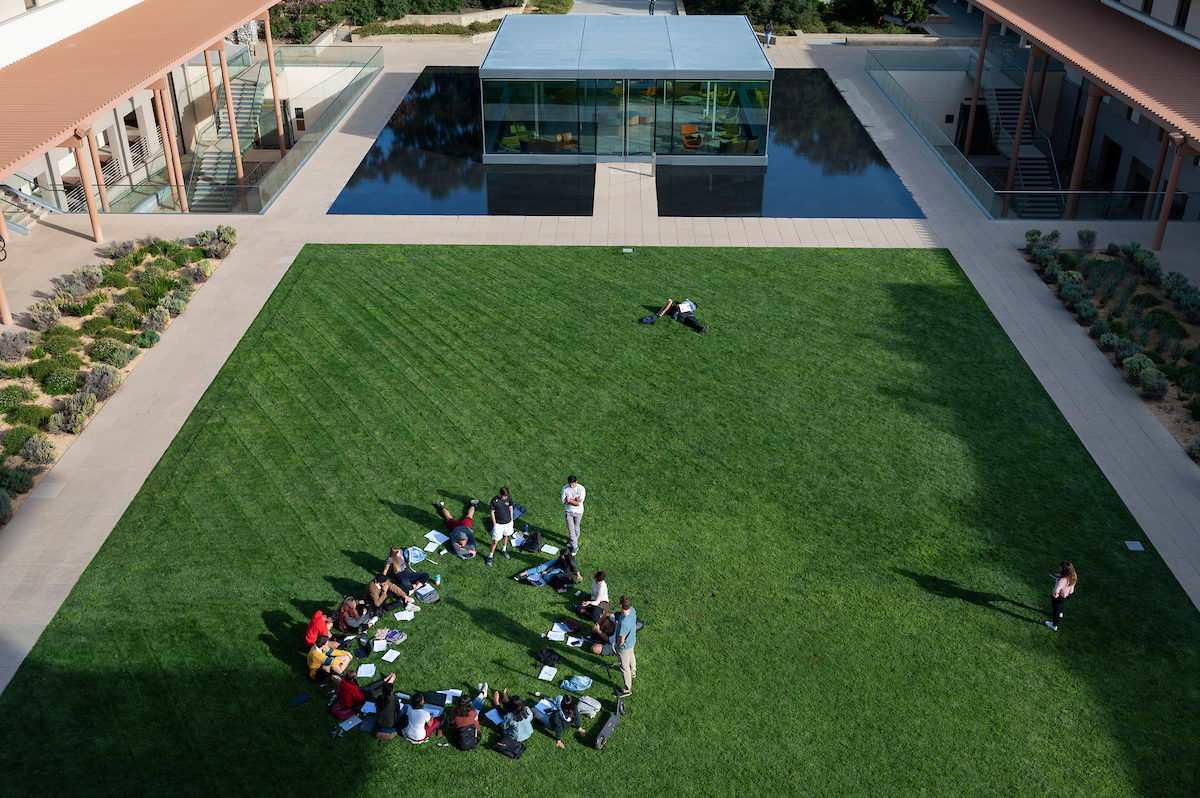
[0,205,12,323]
[0,202,8,245]
[151,89,182,209]
[218,47,248,212]
[84,127,111,213]
[262,15,287,156]
[69,132,104,243]
[1064,84,1106,218]
[204,50,221,132]
[1001,48,1039,218]
[1152,133,1186,252]
[1143,130,1172,220]
[156,84,190,212]
[1033,52,1050,115]
[963,16,991,157]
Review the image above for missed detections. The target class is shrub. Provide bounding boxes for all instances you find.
[0,384,33,410]
[1075,302,1098,321]
[0,490,10,519]
[41,337,78,359]
[138,261,167,287]
[0,329,31,362]
[1146,349,1165,366]
[139,233,161,248]
[1057,270,1084,286]
[1098,332,1119,350]
[216,224,238,245]
[1025,229,1043,248]
[29,301,61,331]
[73,264,104,291]
[1042,260,1062,282]
[1143,260,1163,284]
[62,391,96,418]
[1163,272,1189,294]
[158,294,187,317]
[109,302,142,330]
[0,466,35,497]
[3,425,36,456]
[43,367,78,395]
[204,240,233,259]
[105,345,139,369]
[21,432,55,465]
[83,316,112,336]
[1190,441,1200,462]
[4,402,52,429]
[1123,352,1154,377]
[193,259,215,281]
[1106,242,1121,255]
[46,351,82,371]
[1076,229,1097,251]
[83,365,122,399]
[1179,293,1200,324]
[28,358,56,382]
[1120,241,1142,259]
[47,410,84,435]
[142,306,169,332]
[1089,319,1109,338]
[134,329,161,349]
[1059,283,1087,305]
[1190,396,1200,421]
[1033,243,1056,265]
[1131,292,1163,308]
[1139,367,1169,398]
[106,240,137,259]
[194,230,216,246]
[101,271,133,289]
[1180,374,1200,395]
[87,337,122,361]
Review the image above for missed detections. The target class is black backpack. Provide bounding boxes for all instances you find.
[455,722,479,751]
[495,734,525,759]
[519,527,542,553]
[536,648,563,666]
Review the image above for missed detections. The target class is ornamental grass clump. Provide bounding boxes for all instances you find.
[83,364,122,400]
[20,432,55,465]
[3,425,37,456]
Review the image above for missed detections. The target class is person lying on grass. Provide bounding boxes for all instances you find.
[329,671,366,720]
[494,689,533,742]
[365,572,408,618]
[383,546,432,594]
[307,634,352,680]
[533,694,585,748]
[515,551,582,593]
[434,499,480,559]
[643,298,708,333]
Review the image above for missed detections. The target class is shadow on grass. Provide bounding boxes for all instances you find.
[378,499,439,531]
[343,549,383,576]
[894,569,1043,625]
[261,609,309,673]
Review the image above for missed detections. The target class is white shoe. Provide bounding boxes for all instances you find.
[1044,621,1058,631]
[407,603,421,612]
[479,682,488,697]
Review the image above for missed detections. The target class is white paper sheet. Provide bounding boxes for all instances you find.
[361,702,376,715]
[567,637,584,648]
[538,665,558,681]
[512,534,525,547]
[382,649,401,662]
[423,541,439,552]
[356,663,377,678]
[415,584,436,598]
[541,544,559,556]
[546,631,566,641]
[533,698,555,722]
[394,611,415,621]
[372,640,387,652]
[441,689,463,698]
[484,708,503,725]
[339,715,361,731]
[425,530,450,544]
[426,706,443,718]
[552,622,571,635]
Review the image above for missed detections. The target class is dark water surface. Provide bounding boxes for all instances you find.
[329,67,920,219]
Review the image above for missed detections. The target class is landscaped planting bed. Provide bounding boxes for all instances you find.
[0,227,236,524]
[1023,229,1200,461]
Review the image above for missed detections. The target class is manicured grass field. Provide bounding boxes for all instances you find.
[1,245,1197,798]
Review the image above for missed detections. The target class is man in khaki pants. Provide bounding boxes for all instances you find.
[612,595,637,697]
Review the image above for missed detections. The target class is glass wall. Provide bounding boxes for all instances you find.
[482,78,770,158]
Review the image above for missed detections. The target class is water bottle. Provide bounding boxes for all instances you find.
[525,522,529,535]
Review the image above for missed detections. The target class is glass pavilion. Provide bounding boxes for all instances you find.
[479,15,774,164]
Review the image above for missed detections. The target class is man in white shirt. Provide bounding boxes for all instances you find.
[561,474,586,555]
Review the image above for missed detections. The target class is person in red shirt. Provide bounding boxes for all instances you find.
[330,671,366,720]
[305,610,332,647]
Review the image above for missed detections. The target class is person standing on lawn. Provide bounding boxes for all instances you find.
[1045,561,1078,631]
[486,486,515,567]
[561,475,586,555]
[613,595,638,697]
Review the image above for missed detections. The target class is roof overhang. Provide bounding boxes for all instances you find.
[0,0,278,182]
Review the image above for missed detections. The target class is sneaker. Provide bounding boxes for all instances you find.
[408,603,421,612]
[433,501,445,510]
[700,326,708,334]
[479,682,488,698]
[1044,621,1057,631]
[485,556,493,567]
[469,499,479,507]
[502,550,511,560]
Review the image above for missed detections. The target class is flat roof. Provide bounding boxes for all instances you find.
[0,0,277,181]
[479,15,775,81]
[972,0,1200,146]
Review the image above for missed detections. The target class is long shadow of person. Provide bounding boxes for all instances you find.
[260,609,306,673]
[378,499,440,530]
[895,569,1043,624]
[343,549,383,576]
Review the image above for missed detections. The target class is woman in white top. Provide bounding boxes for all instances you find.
[1045,561,1077,631]
[576,571,611,622]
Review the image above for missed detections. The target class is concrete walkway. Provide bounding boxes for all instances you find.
[1,40,1199,696]
[570,0,675,15]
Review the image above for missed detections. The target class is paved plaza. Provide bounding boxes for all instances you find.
[1,38,1199,694]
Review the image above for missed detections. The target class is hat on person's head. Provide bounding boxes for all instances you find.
[567,475,577,484]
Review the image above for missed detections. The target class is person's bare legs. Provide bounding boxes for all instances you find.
[435,503,455,525]
[656,299,675,317]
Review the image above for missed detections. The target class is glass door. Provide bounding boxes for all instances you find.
[626,79,658,155]
[595,79,625,157]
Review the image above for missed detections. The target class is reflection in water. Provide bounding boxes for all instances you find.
[658,70,923,218]
[331,67,594,216]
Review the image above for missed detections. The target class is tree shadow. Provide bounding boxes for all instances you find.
[895,571,1044,625]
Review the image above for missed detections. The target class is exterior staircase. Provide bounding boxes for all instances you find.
[1,181,61,234]
[188,64,267,212]
[990,85,1063,218]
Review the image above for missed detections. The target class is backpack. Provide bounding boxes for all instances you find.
[535,648,563,666]
[495,734,526,759]
[557,617,581,634]
[519,527,542,553]
[414,585,440,604]
[559,674,592,692]
[454,722,480,751]
[577,695,602,718]
[404,547,426,565]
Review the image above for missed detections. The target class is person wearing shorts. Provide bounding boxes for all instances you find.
[486,486,515,567]
[435,499,479,559]
[654,298,708,333]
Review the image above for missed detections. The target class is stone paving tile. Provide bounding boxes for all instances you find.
[1,39,1200,698]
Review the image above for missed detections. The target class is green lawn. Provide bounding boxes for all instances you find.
[1,245,1197,797]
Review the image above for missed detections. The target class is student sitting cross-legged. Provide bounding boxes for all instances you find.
[402,693,443,744]
[373,678,402,741]
[307,634,351,681]
[494,688,533,742]
[365,573,408,618]
[329,671,366,720]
